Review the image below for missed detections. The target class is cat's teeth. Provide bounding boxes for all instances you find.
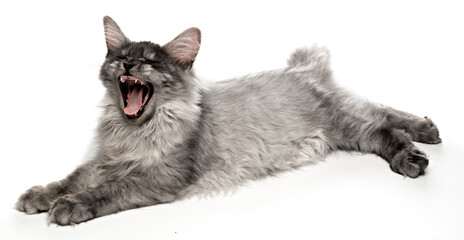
[120,77,126,83]
[135,79,139,84]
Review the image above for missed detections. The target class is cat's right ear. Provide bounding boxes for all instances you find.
[103,16,129,55]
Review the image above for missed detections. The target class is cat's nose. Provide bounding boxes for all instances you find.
[123,63,135,72]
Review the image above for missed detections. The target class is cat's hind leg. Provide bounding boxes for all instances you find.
[330,106,434,178]
[370,127,430,178]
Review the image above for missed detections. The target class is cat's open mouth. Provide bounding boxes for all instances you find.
[119,75,153,119]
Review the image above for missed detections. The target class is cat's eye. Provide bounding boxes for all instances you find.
[115,55,126,60]
[144,59,161,65]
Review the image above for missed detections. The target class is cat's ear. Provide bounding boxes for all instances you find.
[103,16,130,54]
[163,28,201,68]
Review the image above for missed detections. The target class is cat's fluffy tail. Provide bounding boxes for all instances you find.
[286,45,331,79]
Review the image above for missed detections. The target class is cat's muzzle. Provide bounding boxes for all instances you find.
[119,75,153,119]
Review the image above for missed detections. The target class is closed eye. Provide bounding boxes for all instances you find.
[114,56,161,67]
[143,59,162,66]
[116,55,126,60]
[145,60,159,64]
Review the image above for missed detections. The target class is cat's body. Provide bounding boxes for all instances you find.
[16,17,441,225]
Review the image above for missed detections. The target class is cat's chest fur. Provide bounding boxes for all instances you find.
[97,94,201,167]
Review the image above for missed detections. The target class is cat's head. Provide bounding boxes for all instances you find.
[99,16,201,124]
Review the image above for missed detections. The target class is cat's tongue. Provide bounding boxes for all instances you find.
[124,86,146,116]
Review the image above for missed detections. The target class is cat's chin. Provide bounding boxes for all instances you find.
[118,75,153,119]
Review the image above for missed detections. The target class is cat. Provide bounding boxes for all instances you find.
[16,16,441,226]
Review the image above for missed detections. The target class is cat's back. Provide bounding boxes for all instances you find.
[201,69,329,128]
[204,70,316,117]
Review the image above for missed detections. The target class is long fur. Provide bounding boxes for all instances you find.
[16,17,441,225]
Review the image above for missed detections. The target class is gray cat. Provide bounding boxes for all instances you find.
[16,16,441,226]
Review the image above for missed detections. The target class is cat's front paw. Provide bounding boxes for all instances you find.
[390,147,429,178]
[48,197,96,226]
[16,186,51,214]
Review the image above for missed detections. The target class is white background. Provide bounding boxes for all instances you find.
[1,0,463,239]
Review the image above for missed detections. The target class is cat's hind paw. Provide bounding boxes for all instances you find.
[390,147,429,178]
[410,117,442,144]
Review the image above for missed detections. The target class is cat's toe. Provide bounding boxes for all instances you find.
[16,186,51,214]
[49,197,95,226]
[390,147,429,178]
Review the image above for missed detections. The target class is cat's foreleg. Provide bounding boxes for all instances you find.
[16,161,100,214]
[47,177,179,225]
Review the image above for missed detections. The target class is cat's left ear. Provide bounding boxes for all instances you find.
[103,16,130,55]
[163,28,201,69]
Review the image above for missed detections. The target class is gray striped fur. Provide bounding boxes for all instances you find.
[16,17,441,225]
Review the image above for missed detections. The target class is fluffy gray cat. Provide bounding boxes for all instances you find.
[16,16,441,225]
